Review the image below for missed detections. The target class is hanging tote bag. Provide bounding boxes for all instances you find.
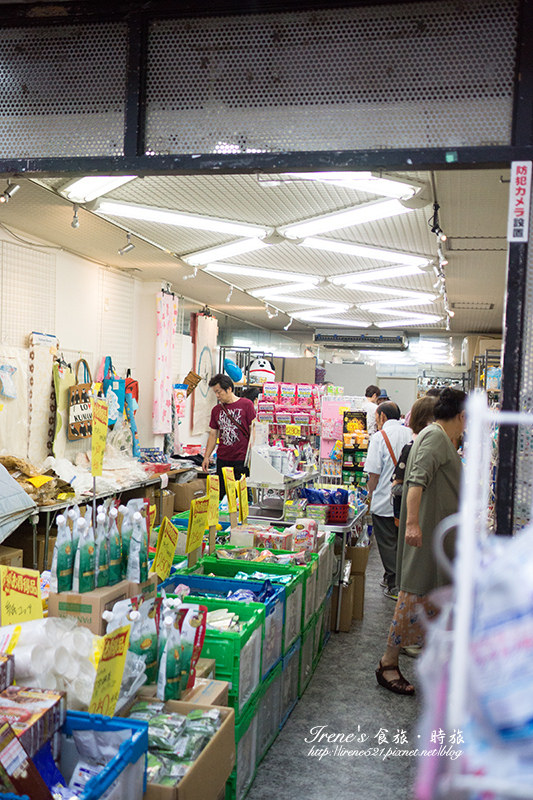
[102,356,126,427]
[67,359,93,440]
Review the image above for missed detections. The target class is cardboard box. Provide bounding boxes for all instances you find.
[171,479,207,512]
[142,701,235,800]
[331,581,355,632]
[195,658,216,680]
[0,686,66,758]
[47,580,130,635]
[346,545,370,575]
[352,573,366,621]
[182,678,229,706]
[155,489,175,523]
[128,574,158,602]
[0,656,14,692]
[0,720,54,799]
[6,528,56,571]
[0,545,23,568]
[122,484,156,503]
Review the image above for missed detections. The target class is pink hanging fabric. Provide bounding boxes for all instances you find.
[152,292,178,434]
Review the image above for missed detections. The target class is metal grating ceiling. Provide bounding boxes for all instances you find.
[145,0,519,155]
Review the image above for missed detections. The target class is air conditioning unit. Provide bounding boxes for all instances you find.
[313,330,408,350]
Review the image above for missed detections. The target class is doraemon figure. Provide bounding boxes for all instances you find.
[249,358,275,384]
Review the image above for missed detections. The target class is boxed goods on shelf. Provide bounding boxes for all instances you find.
[0,686,66,757]
[125,700,234,800]
[298,617,315,698]
[60,711,148,800]
[0,720,52,800]
[256,661,282,765]
[280,638,301,728]
[162,571,284,680]
[0,546,23,568]
[170,479,207,512]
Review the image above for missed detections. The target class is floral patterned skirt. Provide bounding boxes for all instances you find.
[387,590,440,648]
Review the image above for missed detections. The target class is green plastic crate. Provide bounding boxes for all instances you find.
[197,556,304,654]
[225,691,259,800]
[167,594,264,717]
[256,660,282,764]
[298,615,316,698]
[313,600,326,669]
[315,532,336,609]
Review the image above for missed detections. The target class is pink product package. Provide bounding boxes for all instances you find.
[253,531,295,551]
[258,402,275,412]
[262,383,279,401]
[258,411,275,422]
[296,384,313,405]
[293,412,310,424]
[276,412,293,424]
[279,383,297,404]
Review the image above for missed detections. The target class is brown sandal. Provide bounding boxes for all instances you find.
[375,660,415,696]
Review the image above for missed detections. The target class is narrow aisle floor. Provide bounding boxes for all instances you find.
[248,545,422,800]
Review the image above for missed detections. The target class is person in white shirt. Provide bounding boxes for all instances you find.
[362,384,380,435]
[364,402,412,599]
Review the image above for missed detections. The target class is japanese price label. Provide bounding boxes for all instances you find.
[238,475,249,523]
[508,161,532,242]
[89,625,130,717]
[222,467,238,514]
[186,495,209,554]
[285,424,301,436]
[0,566,43,625]
[207,474,220,527]
[151,517,179,580]
[91,398,108,477]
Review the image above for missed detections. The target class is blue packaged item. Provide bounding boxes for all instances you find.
[329,488,349,505]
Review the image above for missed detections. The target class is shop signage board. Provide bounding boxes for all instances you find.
[206,474,220,554]
[222,467,238,513]
[507,161,532,242]
[0,566,43,625]
[238,475,249,524]
[91,398,108,477]
[89,624,131,717]
[152,517,179,580]
[186,495,209,555]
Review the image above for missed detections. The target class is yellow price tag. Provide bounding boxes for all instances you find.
[26,475,54,489]
[285,424,301,436]
[222,467,238,514]
[338,406,350,415]
[238,475,249,523]
[151,517,179,580]
[89,625,131,717]
[91,398,108,477]
[149,504,157,534]
[207,475,220,527]
[186,495,209,554]
[0,567,43,626]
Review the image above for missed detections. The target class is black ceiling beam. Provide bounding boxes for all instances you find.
[0,145,528,179]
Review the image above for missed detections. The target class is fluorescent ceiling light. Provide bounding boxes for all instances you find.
[251,284,325,300]
[300,237,430,268]
[204,263,319,283]
[183,239,268,266]
[96,199,269,238]
[330,265,426,285]
[286,172,419,199]
[61,176,137,203]
[292,304,353,317]
[375,315,443,328]
[280,199,412,239]
[349,285,437,300]
[292,313,368,327]
[358,297,436,311]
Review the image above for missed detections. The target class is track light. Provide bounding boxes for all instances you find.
[429,202,447,242]
[0,182,20,204]
[183,267,198,281]
[225,285,234,303]
[118,233,135,255]
[71,204,80,229]
[283,317,294,330]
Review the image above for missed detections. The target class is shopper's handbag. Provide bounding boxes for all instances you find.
[125,368,139,407]
[102,356,126,427]
[67,359,93,440]
[381,430,400,527]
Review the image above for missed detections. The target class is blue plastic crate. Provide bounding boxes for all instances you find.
[60,711,148,800]
[161,572,286,680]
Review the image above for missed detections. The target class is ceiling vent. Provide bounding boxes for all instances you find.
[313,331,407,350]
[451,301,495,310]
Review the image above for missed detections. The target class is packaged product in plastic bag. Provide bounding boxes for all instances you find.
[72,519,95,593]
[95,512,109,588]
[127,511,148,583]
[107,506,122,585]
